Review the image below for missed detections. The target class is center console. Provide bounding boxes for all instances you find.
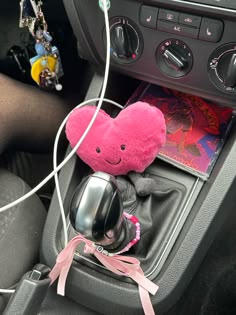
[41,1,236,314]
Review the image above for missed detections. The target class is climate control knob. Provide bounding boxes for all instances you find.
[209,44,236,93]
[156,39,193,78]
[220,53,236,88]
[109,17,143,64]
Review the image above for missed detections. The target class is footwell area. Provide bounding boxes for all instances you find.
[0,0,91,97]
[0,4,29,60]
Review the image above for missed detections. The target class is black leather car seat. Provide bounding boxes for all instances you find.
[0,169,46,312]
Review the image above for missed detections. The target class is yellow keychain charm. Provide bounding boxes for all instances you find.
[31,56,57,85]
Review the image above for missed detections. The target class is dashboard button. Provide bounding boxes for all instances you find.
[158,9,179,23]
[157,20,199,39]
[199,18,224,42]
[179,13,201,27]
[140,5,158,29]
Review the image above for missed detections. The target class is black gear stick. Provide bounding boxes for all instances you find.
[70,172,136,252]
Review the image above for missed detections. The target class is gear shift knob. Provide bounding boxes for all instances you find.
[70,172,124,247]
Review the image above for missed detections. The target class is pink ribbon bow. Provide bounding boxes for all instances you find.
[49,235,159,315]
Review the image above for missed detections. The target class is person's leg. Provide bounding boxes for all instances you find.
[0,73,71,153]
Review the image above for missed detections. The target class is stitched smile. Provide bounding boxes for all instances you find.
[105,158,122,165]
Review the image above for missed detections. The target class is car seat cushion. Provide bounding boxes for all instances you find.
[0,169,47,289]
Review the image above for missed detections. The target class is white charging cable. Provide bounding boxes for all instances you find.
[0,0,118,294]
[0,0,111,216]
[53,0,112,246]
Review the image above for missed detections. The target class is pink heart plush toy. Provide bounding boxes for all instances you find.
[66,102,166,176]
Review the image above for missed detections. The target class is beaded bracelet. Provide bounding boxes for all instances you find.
[115,212,141,255]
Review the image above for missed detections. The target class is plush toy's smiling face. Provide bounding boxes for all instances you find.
[66,102,166,176]
[95,143,125,168]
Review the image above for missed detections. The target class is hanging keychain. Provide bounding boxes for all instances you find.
[19,0,37,29]
[19,0,63,91]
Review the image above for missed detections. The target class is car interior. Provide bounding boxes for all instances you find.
[0,0,236,314]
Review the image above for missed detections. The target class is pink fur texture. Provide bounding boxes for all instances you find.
[66,102,166,175]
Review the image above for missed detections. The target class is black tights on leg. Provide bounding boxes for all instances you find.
[0,73,71,154]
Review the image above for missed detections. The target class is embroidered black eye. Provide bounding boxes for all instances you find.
[121,144,126,151]
[96,147,101,153]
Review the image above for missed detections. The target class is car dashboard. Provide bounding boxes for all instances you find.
[63,0,236,107]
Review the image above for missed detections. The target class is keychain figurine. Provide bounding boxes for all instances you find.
[19,0,63,91]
